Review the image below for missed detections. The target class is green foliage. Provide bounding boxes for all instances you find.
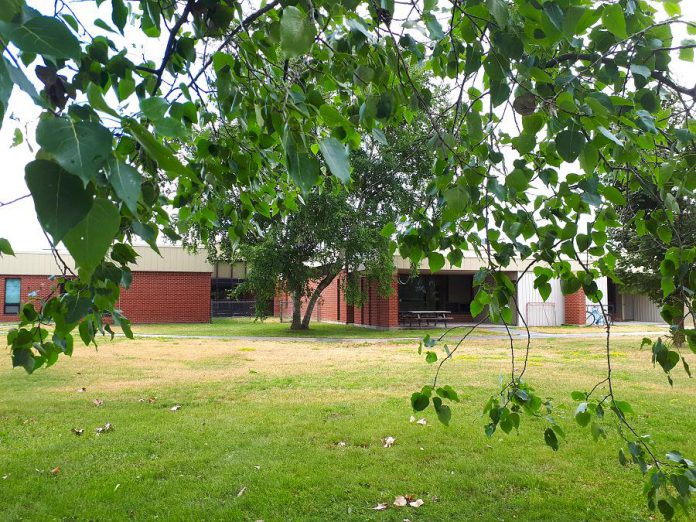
[3,0,696,515]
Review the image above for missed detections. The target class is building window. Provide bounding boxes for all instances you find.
[4,278,21,315]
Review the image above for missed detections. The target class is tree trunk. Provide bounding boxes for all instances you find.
[301,272,338,329]
[290,291,305,330]
[672,301,686,348]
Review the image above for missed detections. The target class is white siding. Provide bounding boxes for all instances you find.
[0,246,212,275]
[516,272,564,326]
[586,276,609,307]
[621,293,665,323]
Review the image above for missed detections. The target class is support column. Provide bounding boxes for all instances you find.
[564,288,586,325]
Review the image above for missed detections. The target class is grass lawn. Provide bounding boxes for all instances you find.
[104,317,666,340]
[1,333,694,520]
[127,317,495,339]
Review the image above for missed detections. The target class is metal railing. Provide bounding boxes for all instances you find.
[211,300,256,317]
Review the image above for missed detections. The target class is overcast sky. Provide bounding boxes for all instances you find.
[1,1,695,252]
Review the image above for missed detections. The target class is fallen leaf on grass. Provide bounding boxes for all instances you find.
[237,486,246,497]
[93,399,104,407]
[393,496,408,507]
[382,436,396,448]
[416,418,427,426]
[96,422,114,434]
[51,467,60,475]
[71,428,84,436]
[394,495,424,508]
[409,415,416,423]
[254,465,261,471]
[337,441,346,447]
[372,503,388,511]
[170,405,181,412]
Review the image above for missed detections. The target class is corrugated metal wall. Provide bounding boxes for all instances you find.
[516,273,565,326]
[620,293,665,323]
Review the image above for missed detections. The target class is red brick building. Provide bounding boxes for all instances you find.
[1,246,212,324]
[272,254,617,329]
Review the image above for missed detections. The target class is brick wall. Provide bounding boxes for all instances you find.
[274,274,348,323]
[353,277,399,328]
[273,273,399,328]
[0,275,56,322]
[118,271,211,323]
[1,272,211,324]
[564,288,586,325]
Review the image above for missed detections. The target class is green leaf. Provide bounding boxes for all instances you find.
[0,237,14,256]
[679,39,695,62]
[0,58,13,127]
[376,92,395,119]
[11,127,23,147]
[423,13,444,40]
[613,400,634,414]
[111,0,128,33]
[63,199,121,280]
[108,159,142,214]
[280,6,316,58]
[0,0,22,23]
[571,391,586,401]
[9,15,81,60]
[86,83,119,117]
[602,4,627,40]
[2,56,45,109]
[544,427,559,451]
[25,160,93,244]
[657,499,674,520]
[425,351,437,364]
[140,96,169,121]
[428,251,446,273]
[486,0,508,28]
[597,126,623,146]
[319,137,350,184]
[630,64,651,79]
[555,129,586,162]
[433,397,452,426]
[284,132,320,193]
[543,2,564,32]
[575,403,592,427]
[36,117,112,185]
[506,169,529,192]
[12,348,35,373]
[411,392,429,411]
[436,385,460,402]
[602,186,626,206]
[125,119,193,179]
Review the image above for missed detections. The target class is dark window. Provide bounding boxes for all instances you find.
[4,278,21,315]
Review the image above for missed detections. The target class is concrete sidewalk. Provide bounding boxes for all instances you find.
[123,329,666,343]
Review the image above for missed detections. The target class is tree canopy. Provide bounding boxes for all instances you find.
[211,118,435,330]
[2,0,696,516]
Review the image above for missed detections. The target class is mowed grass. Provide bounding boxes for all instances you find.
[129,316,493,339]
[1,334,694,521]
[127,316,667,339]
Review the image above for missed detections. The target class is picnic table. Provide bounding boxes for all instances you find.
[400,310,452,327]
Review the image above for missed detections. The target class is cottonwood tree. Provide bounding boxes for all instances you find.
[183,110,436,330]
[610,178,696,345]
[2,1,696,516]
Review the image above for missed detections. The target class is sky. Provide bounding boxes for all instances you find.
[1,1,695,252]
